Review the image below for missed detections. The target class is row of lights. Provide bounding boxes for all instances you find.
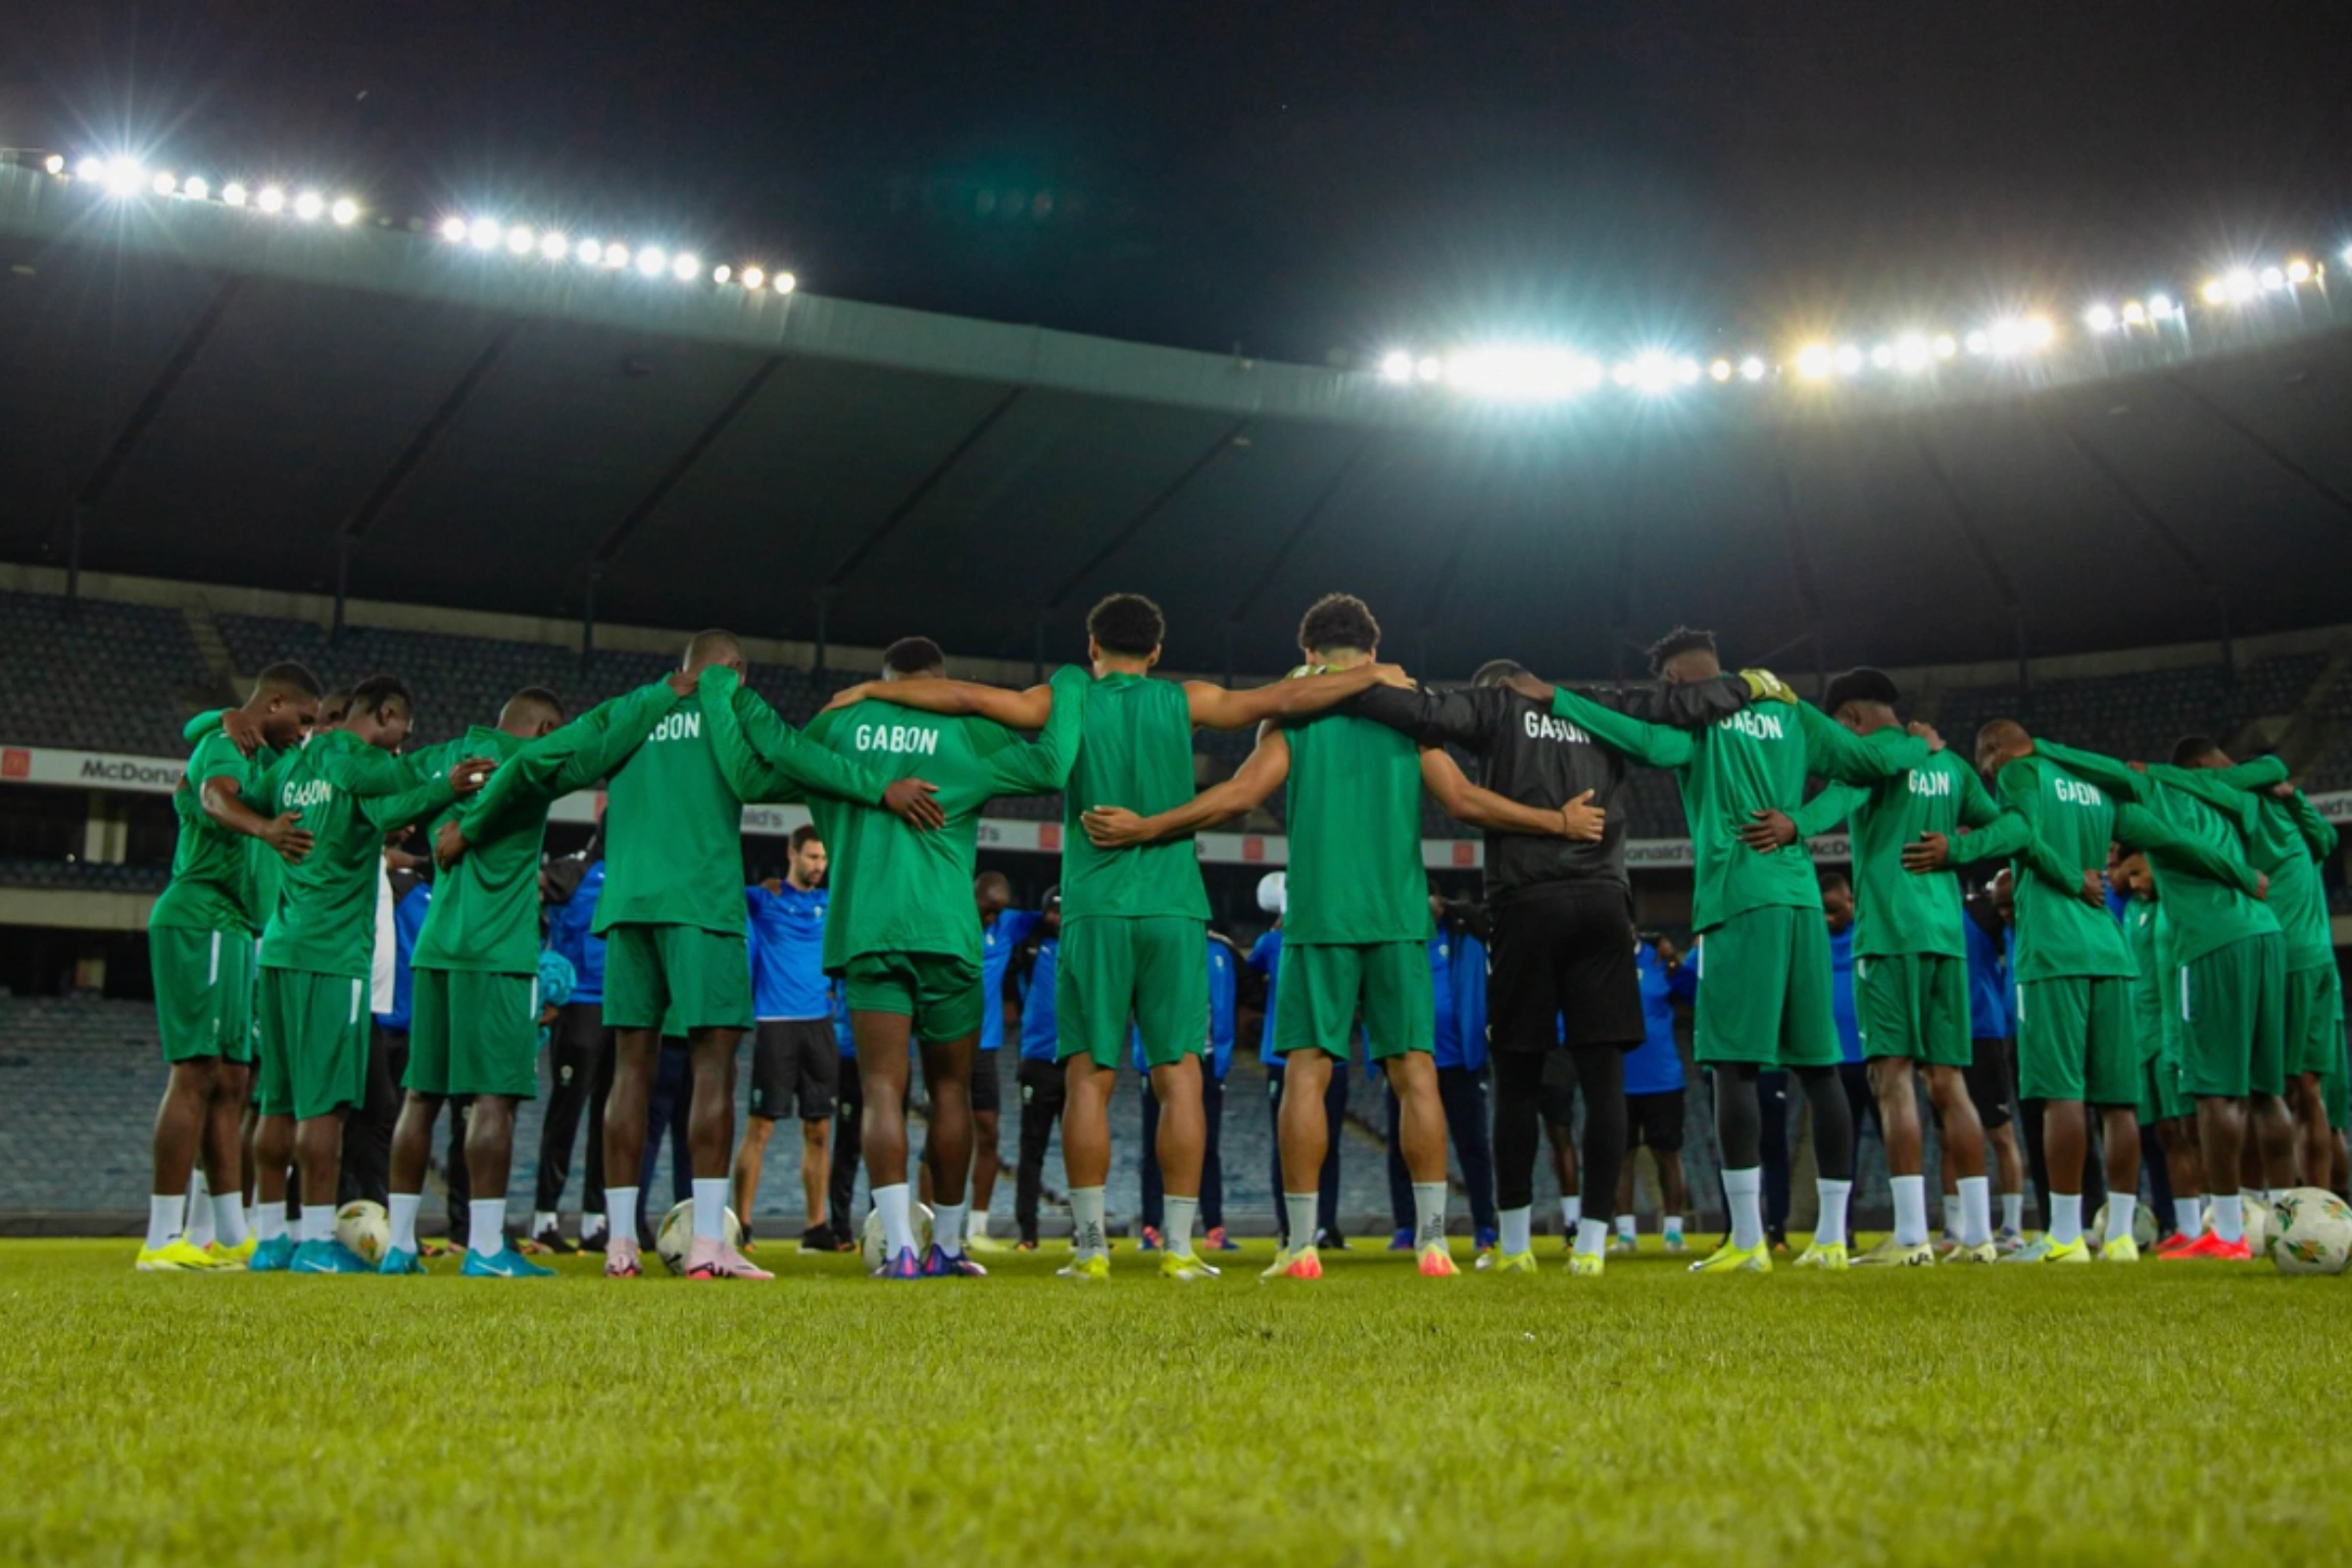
[1383,252,2343,402]
[433,215,793,294]
[36,152,798,297]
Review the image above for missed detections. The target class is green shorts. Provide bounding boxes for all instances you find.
[601,923,754,1034]
[150,926,256,1065]
[407,967,541,1100]
[258,966,370,1121]
[2286,964,2345,1079]
[2138,1051,2191,1125]
[1273,940,1433,1062]
[2016,975,2136,1104]
[841,951,982,1045]
[2177,933,2286,1101]
[1854,953,1971,1068]
[1054,916,1208,1069]
[1693,906,1838,1068]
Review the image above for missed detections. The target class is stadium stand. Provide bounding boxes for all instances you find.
[0,591,212,755]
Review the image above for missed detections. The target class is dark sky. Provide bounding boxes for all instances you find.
[6,1,2349,363]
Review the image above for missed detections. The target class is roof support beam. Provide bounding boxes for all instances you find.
[1224,435,1379,639]
[1911,431,2032,688]
[1040,416,1251,619]
[2054,417,2233,666]
[2161,374,2352,532]
[825,386,1025,593]
[589,352,785,572]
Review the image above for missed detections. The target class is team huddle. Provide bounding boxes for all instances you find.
[132,587,2345,1280]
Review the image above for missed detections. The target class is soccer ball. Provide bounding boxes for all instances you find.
[2242,1196,2272,1259]
[2087,1200,2159,1250]
[655,1200,744,1276]
[858,1202,935,1271]
[335,1200,389,1264]
[2269,1188,2352,1276]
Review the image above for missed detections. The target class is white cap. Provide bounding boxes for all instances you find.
[1256,871,1288,916]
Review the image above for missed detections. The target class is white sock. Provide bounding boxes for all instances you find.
[1817,1178,1853,1249]
[2175,1197,2204,1236]
[933,1200,968,1255]
[1559,1195,1582,1234]
[532,1210,557,1238]
[1164,1196,1199,1256]
[1071,1186,1108,1257]
[1284,1192,1319,1253]
[253,1204,285,1244]
[1614,1212,1637,1243]
[691,1177,727,1243]
[2105,1194,2137,1248]
[1575,1217,1610,1257]
[1500,1205,1534,1255]
[388,1193,422,1255]
[604,1188,639,1247]
[2050,1192,2083,1247]
[2001,1191,2023,1234]
[1664,1213,1685,1242]
[146,1194,183,1251]
[2211,1193,2245,1245]
[969,1209,991,1242]
[301,1204,334,1245]
[469,1200,506,1257]
[1941,1194,1963,1238]
[211,1192,248,1249]
[1890,1175,1929,1247]
[1958,1177,1991,1248]
[1724,1167,1764,1251]
[1412,1182,1448,1250]
[184,1174,216,1249]
[582,1211,608,1244]
[875,1183,916,1256]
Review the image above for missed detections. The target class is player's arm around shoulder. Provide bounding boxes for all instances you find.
[1419,747,1592,840]
[1082,721,1290,849]
[1183,662,1393,733]
[833,675,1054,732]
[1547,683,1693,769]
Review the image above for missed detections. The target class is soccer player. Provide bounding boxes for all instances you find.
[1140,929,1244,1249]
[469,628,939,1281]
[1250,875,1348,1248]
[703,640,1082,1279]
[533,828,610,1251]
[1010,889,1064,1250]
[1542,629,1936,1275]
[384,677,682,1277]
[1081,593,1596,1282]
[1384,897,1497,1259]
[1771,667,2046,1266]
[2114,849,2205,1251]
[258,675,492,1273]
[827,592,1401,1281]
[1975,724,2265,1262]
[969,871,1041,1252]
[732,827,842,1251]
[1613,933,1696,1253]
[139,663,321,1271]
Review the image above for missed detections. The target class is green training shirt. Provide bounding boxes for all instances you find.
[260,730,463,979]
[1058,671,1212,924]
[2163,756,2334,975]
[2122,895,2169,1061]
[1279,701,1431,948]
[703,663,1082,969]
[1546,690,1928,933]
[150,728,275,935]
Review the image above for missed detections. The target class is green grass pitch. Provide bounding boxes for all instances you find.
[5,1235,2350,1566]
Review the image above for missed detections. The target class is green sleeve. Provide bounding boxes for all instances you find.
[187,729,248,788]
[1995,762,2088,895]
[1797,704,1928,784]
[976,664,1088,798]
[719,674,893,808]
[183,710,226,743]
[465,681,678,840]
[1548,686,1692,769]
[2145,762,2260,827]
[1946,764,2036,867]
[2289,793,2338,861]
[2209,755,2291,794]
[2031,739,2147,803]
[352,739,462,833]
[697,668,807,806]
[2116,801,2263,898]
[1788,782,1863,839]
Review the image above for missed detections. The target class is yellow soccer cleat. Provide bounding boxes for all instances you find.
[1490,1250,1539,1275]
[1852,1237,1936,1268]
[134,1240,220,1272]
[965,1234,1012,1257]
[1261,1246,1322,1282]
[1054,1252,1111,1283]
[1566,1250,1604,1279]
[2099,1235,2140,1264]
[1792,1241,1848,1271]
[207,1236,257,1270]
[1690,1241,1773,1275]
[1159,1250,1221,1282]
[1943,1241,1998,1265]
[2043,1236,2093,1265]
[1417,1244,1459,1278]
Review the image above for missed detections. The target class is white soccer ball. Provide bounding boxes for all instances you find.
[2088,1200,2159,1250]
[2269,1188,2352,1276]
[335,1200,389,1264]
[654,1200,744,1276]
[2242,1196,2272,1259]
[858,1202,935,1271]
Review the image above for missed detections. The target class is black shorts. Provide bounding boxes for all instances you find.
[970,1050,1004,1116]
[1489,882,1644,1054]
[1628,1089,1686,1152]
[1538,1051,1578,1128]
[1965,1036,2014,1131]
[750,1019,838,1122]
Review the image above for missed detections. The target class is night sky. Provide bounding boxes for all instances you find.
[6,2,2350,364]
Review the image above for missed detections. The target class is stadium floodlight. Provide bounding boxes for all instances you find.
[181,176,209,201]
[1417,356,1444,381]
[292,191,325,220]
[1869,343,1894,369]
[1985,319,2025,356]
[505,224,534,255]
[1610,361,1635,387]
[255,185,286,215]
[1709,359,1733,382]
[2121,300,2146,325]
[576,236,604,265]
[74,156,103,181]
[2024,316,2054,348]
[1964,329,1989,356]
[1794,343,1832,379]
[741,265,766,290]
[151,171,176,196]
[1891,334,1931,371]
[1933,333,1958,360]
[2225,268,2258,302]
[439,216,469,243]
[221,181,249,208]
[712,264,732,284]
[774,271,797,294]
[1379,350,1414,383]
[2199,277,2227,305]
[468,216,501,249]
[2148,292,2177,320]
[635,246,667,276]
[103,157,147,197]
[670,253,700,282]
[1834,343,1863,374]
[42,153,65,175]
[1449,345,1592,400]
[1674,356,1701,385]
[539,231,569,262]
[2085,305,2117,333]
[1739,356,1767,381]
[2260,265,2286,291]
[330,197,360,226]
[602,241,629,268]
[1623,352,1676,392]
[2287,258,2312,283]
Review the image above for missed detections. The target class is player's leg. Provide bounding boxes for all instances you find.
[595,923,671,1276]
[2004,978,2094,1262]
[383,967,451,1272]
[1383,1083,1414,1250]
[1148,1058,1209,1273]
[799,1081,834,1247]
[968,1053,1004,1248]
[2176,942,2258,1257]
[144,1059,217,1268]
[669,921,756,1275]
[1441,1065,1498,1257]
[1484,902,1565,1270]
[1133,921,1210,1271]
[827,1054,862,1242]
[340,1021,403,1208]
[1613,1139,1641,1253]
[289,974,370,1272]
[1561,1045,1626,1271]
[1655,1133,1690,1250]
[732,1020,789,1242]
[2082,977,2145,1259]
[915,1031,983,1276]
[1757,1071,1792,1249]
[531,1003,595,1249]
[851,985,921,1276]
[1363,939,1448,1275]
[442,971,553,1277]
[2284,964,2336,1188]
[1927,1066,1990,1254]
[1554,896,1643,1272]
[199,1056,253,1264]
[1856,956,1931,1260]
[1054,917,1131,1277]
[1544,1062,1581,1242]
[1966,1034,2025,1248]
[1690,913,1786,1271]
[1782,911,1855,1267]
[1014,1059,1056,1248]
[1271,1045,1337,1278]
[2247,936,2295,1195]
[1200,1072,1229,1248]
[143,929,241,1270]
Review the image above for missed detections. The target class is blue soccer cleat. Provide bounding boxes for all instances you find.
[461,1246,555,1279]
[919,1245,988,1278]
[873,1246,921,1281]
[1387,1228,1415,1252]
[290,1239,373,1275]
[248,1235,297,1273]
[378,1248,428,1276]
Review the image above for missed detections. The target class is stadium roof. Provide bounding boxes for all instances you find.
[5,164,2352,682]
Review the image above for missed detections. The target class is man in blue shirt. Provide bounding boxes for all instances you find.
[1011,889,1065,1248]
[1138,930,1243,1250]
[1249,873,1350,1250]
[731,825,838,1250]
[533,831,612,1250]
[1613,933,1696,1251]
[1386,897,1499,1257]
[970,871,1042,1252]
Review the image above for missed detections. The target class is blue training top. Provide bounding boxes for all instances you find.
[1964,910,2009,1042]
[546,859,606,1005]
[374,881,431,1032]
[1828,922,1863,1065]
[1018,936,1061,1064]
[981,908,1043,1053]
[747,882,830,1021]
[1625,939,1693,1096]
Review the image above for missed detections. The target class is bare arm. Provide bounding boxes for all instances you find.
[830,677,1054,731]
[200,774,314,863]
[1418,748,1595,840]
[1184,664,1396,733]
[1082,727,1292,848]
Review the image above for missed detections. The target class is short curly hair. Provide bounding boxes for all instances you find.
[1644,625,1717,677]
[1298,593,1381,658]
[1086,593,1165,659]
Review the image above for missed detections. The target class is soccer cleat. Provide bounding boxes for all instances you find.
[1943,1241,1998,1265]
[1387,1228,1415,1252]
[134,1240,220,1272]
[2100,1235,2140,1264]
[687,1240,774,1280]
[1159,1250,1221,1282]
[2042,1237,2092,1264]
[1418,1244,1459,1278]
[290,1239,372,1275]
[1663,1231,1688,1254]
[1015,1240,1040,1252]
[1690,1241,1772,1274]
[1055,1252,1111,1283]
[1992,1226,2026,1254]
[1205,1226,1239,1252]
[1138,1226,1163,1253]
[2161,1231,2253,1262]
[248,1235,296,1273]
[1261,1247,1322,1282]
[918,1245,988,1278]
[529,1225,578,1255]
[2155,1228,2205,1258]
[207,1236,257,1270]
[873,1246,922,1281]
[965,1233,1011,1256]
[579,1224,611,1253]
[1566,1250,1604,1278]
[463,1247,555,1279]
[1852,1237,1936,1268]
[603,1238,644,1279]
[1473,1226,1499,1253]
[378,1248,428,1276]
[1792,1241,1848,1271]
[798,1223,843,1253]
[1490,1250,1539,1274]
[1609,1233,1637,1255]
